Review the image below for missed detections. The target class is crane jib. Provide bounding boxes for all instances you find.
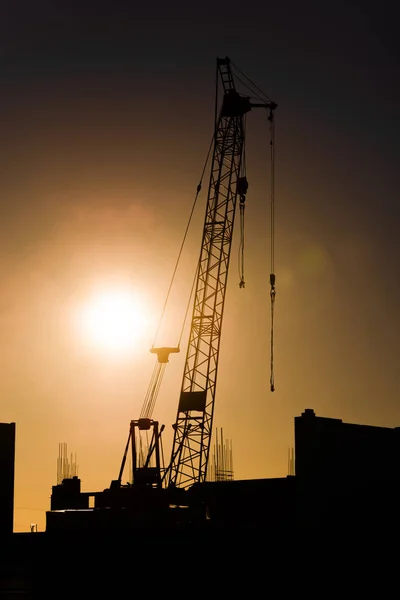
[167,57,276,490]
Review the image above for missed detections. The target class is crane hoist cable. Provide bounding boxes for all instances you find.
[139,131,215,421]
[151,63,220,353]
[269,107,276,393]
[178,261,199,347]
[238,200,246,288]
[174,66,220,350]
[238,115,247,288]
[151,134,214,351]
[231,60,277,392]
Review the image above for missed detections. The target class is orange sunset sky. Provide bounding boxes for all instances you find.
[1,1,399,531]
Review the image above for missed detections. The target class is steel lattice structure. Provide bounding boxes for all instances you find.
[168,58,255,489]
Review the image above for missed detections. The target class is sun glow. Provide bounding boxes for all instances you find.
[77,289,151,354]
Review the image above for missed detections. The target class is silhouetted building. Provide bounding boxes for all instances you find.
[45,409,400,533]
[50,477,89,511]
[295,408,400,481]
[0,422,16,536]
[295,409,400,526]
[190,476,295,528]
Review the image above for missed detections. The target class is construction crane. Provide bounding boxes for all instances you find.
[166,57,277,489]
[115,56,276,496]
[49,58,278,532]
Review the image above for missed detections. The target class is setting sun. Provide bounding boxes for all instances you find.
[77,289,151,354]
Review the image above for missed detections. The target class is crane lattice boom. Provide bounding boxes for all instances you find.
[168,57,258,489]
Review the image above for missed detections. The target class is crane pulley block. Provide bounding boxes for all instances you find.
[237,176,248,199]
[221,90,252,118]
[137,418,152,431]
[150,346,180,364]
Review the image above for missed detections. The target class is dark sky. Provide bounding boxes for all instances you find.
[1,1,399,530]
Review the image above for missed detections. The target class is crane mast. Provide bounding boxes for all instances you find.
[168,57,262,489]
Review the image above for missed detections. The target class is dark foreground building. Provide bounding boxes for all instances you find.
[295,408,400,527]
[0,422,15,537]
[44,409,400,533]
[3,410,400,595]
